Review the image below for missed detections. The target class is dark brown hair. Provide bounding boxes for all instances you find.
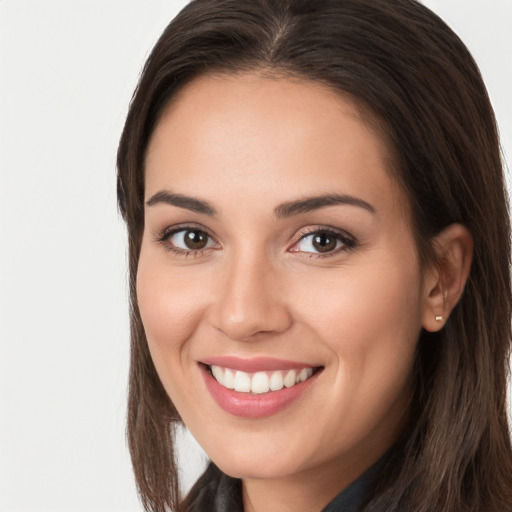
[117,1,512,510]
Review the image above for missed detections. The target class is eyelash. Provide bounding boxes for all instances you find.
[154,224,218,258]
[154,224,357,258]
[290,226,356,258]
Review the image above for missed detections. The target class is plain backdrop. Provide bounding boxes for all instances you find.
[0,1,510,511]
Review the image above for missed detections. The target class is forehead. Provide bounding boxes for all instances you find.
[144,72,408,221]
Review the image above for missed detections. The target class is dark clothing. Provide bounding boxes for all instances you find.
[185,450,390,512]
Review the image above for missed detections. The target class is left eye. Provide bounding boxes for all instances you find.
[169,229,217,251]
[291,230,350,254]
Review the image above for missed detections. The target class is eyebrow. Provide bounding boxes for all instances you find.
[146,191,217,216]
[274,194,376,218]
[145,190,375,218]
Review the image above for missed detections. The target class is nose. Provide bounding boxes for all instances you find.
[208,250,293,342]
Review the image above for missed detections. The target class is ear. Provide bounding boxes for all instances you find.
[422,224,473,332]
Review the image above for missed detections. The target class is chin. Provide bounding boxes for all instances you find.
[198,431,310,481]
[212,456,301,481]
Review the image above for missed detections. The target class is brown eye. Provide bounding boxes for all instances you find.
[183,229,209,250]
[164,228,217,252]
[291,228,354,256]
[312,232,338,253]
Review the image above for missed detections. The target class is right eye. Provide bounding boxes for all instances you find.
[156,227,219,255]
[171,229,213,250]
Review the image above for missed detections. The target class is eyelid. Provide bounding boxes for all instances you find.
[153,222,214,241]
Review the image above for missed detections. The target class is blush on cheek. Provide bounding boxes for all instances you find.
[298,260,422,367]
[138,282,200,351]
[136,247,186,335]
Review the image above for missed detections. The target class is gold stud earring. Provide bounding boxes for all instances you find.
[435,315,443,322]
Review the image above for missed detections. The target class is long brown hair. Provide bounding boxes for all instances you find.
[117,1,512,510]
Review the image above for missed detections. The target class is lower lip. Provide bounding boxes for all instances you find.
[200,365,321,418]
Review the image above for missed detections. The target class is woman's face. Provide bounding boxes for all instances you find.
[138,73,430,485]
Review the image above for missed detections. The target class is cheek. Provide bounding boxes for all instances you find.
[292,252,423,398]
[299,260,421,335]
[299,260,423,447]
[135,248,205,371]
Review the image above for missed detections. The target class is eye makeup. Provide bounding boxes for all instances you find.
[152,221,358,260]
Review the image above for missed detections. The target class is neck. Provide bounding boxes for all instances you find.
[241,444,388,512]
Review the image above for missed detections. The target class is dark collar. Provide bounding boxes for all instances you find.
[321,452,390,512]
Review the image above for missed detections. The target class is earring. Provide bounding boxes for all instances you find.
[435,315,443,322]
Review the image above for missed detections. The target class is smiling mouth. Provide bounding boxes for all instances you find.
[207,365,321,394]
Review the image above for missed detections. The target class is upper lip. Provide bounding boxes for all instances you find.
[200,356,319,373]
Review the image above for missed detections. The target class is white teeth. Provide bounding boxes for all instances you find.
[210,365,315,394]
[251,372,270,394]
[297,368,313,383]
[211,365,223,382]
[269,371,284,391]
[284,370,296,388]
[234,371,251,392]
[224,368,235,389]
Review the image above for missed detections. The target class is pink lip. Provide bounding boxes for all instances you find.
[200,363,321,418]
[200,356,316,373]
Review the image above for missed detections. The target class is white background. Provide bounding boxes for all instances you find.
[0,1,510,511]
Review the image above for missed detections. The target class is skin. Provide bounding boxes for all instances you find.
[137,73,471,512]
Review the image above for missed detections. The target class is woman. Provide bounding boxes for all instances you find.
[116,0,512,510]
